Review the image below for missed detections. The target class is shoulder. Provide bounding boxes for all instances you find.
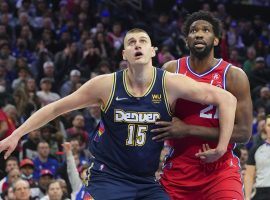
[80,73,115,92]
[162,60,178,72]
[90,73,115,83]
[227,66,247,79]
[225,66,250,94]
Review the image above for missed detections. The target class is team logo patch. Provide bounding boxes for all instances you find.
[212,73,221,80]
[152,94,162,103]
[83,192,95,200]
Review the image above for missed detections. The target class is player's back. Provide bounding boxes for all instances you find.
[89,67,172,178]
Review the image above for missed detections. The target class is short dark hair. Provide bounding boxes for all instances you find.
[183,11,221,38]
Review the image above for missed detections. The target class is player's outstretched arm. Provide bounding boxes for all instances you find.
[166,73,237,161]
[0,74,113,159]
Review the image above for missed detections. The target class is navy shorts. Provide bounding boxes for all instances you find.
[83,160,169,200]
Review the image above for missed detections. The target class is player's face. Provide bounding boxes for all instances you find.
[122,32,155,66]
[186,20,219,59]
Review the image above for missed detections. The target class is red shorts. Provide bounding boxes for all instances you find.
[160,155,244,200]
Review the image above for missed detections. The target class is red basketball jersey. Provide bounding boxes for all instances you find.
[165,56,234,165]
[161,56,243,199]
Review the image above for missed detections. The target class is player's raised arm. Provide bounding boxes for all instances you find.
[0,74,114,159]
[166,72,237,162]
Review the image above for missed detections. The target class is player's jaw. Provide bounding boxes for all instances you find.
[189,39,214,59]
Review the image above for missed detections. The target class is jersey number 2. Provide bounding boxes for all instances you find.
[200,105,219,119]
[126,125,147,146]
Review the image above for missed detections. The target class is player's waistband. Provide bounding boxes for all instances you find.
[169,150,238,167]
[88,158,156,181]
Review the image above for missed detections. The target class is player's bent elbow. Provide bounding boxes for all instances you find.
[241,128,252,144]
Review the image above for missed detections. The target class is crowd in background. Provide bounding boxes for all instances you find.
[0,0,269,199]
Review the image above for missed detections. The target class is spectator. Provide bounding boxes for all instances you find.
[13,179,32,200]
[33,141,59,180]
[20,158,40,199]
[252,119,267,148]
[79,38,101,78]
[0,157,19,193]
[57,179,69,199]
[244,115,270,200]
[239,145,249,176]
[12,67,32,90]
[54,42,81,84]
[66,114,89,150]
[41,180,70,200]
[157,45,175,65]
[2,168,21,193]
[0,42,16,77]
[243,46,256,76]
[37,78,60,107]
[249,57,270,90]
[37,169,54,198]
[107,22,124,51]
[40,123,62,156]
[0,106,17,170]
[21,129,41,160]
[38,61,58,92]
[2,186,16,200]
[254,86,270,113]
[3,104,19,128]
[97,60,112,74]
[62,142,88,200]
[24,78,41,112]
[60,69,81,97]
[228,48,242,68]
[95,32,112,59]
[13,87,36,122]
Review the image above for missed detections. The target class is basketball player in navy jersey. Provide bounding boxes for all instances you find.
[0,28,237,199]
[152,11,253,199]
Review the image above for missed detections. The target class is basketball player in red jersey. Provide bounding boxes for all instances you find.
[152,11,252,199]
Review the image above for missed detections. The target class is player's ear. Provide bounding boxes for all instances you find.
[122,50,127,60]
[151,47,157,57]
[185,39,189,49]
[214,37,219,46]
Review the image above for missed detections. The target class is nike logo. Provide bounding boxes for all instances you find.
[116,96,128,101]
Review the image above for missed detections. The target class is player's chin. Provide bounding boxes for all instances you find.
[133,59,147,65]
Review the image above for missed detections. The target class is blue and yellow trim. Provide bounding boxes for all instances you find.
[162,71,173,116]
[101,73,116,113]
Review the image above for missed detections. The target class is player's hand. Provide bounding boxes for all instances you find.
[0,133,20,159]
[195,144,225,163]
[151,117,188,141]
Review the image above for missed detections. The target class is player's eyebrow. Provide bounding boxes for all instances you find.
[127,36,148,42]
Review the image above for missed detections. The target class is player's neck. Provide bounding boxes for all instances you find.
[189,54,219,74]
[125,64,154,97]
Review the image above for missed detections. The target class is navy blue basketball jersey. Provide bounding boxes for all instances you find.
[89,67,172,177]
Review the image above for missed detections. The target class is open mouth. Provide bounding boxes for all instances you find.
[134,51,143,58]
[194,41,206,48]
